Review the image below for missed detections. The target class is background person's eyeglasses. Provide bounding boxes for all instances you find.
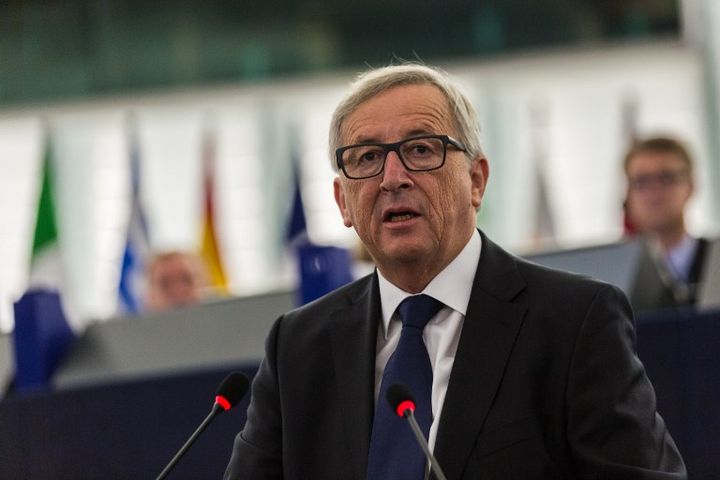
[628,170,689,191]
[336,134,466,180]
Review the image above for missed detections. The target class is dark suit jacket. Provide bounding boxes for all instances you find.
[225,232,686,479]
[631,237,710,312]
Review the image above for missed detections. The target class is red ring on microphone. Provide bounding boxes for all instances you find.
[216,395,232,411]
[395,400,416,417]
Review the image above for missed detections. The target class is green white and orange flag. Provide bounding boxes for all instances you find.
[28,133,64,289]
[199,131,229,295]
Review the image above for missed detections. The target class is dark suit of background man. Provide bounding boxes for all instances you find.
[225,64,686,479]
[624,137,709,308]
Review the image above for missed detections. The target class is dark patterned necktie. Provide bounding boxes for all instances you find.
[366,294,444,480]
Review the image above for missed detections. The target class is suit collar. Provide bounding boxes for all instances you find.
[473,230,526,302]
[434,232,528,479]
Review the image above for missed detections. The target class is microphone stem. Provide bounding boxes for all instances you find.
[155,403,222,480]
[405,411,448,480]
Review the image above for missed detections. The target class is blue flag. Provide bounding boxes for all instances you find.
[13,289,75,391]
[285,157,308,247]
[284,146,353,305]
[118,133,149,315]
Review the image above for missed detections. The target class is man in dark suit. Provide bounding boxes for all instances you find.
[624,137,710,309]
[225,64,686,479]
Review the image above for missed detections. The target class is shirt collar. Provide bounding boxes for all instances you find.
[665,234,698,282]
[377,230,482,339]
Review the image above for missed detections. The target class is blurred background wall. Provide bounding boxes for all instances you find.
[1,0,719,331]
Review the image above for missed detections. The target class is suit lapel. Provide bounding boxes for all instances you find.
[434,234,528,479]
[330,274,381,480]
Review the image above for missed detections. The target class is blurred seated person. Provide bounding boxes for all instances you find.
[146,251,208,311]
[624,136,710,306]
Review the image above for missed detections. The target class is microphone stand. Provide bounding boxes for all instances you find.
[155,403,222,480]
[403,410,448,480]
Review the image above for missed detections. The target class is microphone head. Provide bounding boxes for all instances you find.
[215,372,250,411]
[386,383,416,418]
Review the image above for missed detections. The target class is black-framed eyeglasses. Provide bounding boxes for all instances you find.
[335,134,467,180]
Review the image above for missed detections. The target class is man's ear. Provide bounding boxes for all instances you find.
[470,156,489,210]
[334,177,353,228]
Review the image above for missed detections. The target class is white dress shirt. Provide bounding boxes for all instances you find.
[375,229,482,452]
[665,234,699,284]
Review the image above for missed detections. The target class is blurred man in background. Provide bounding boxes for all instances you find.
[624,137,709,304]
[146,251,207,311]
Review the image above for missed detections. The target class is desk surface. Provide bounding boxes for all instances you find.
[53,290,293,389]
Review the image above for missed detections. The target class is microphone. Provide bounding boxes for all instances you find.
[155,371,250,480]
[386,383,448,480]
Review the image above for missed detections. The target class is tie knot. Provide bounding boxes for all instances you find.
[397,294,444,330]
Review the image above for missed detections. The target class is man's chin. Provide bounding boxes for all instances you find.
[379,243,429,265]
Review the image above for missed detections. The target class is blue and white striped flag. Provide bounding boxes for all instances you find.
[118,131,149,315]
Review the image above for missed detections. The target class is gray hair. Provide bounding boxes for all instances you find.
[328,63,484,170]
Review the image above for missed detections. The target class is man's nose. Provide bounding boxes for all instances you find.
[380,151,413,191]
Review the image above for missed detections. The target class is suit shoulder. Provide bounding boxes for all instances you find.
[514,255,626,303]
[274,274,375,333]
[264,274,377,361]
[478,232,625,306]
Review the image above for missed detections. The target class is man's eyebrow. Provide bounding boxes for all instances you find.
[351,129,438,145]
[351,135,382,145]
[405,128,436,138]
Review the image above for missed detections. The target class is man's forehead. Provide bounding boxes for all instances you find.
[628,151,689,172]
[340,84,453,144]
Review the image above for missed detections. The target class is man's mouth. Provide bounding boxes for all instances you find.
[386,212,418,222]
